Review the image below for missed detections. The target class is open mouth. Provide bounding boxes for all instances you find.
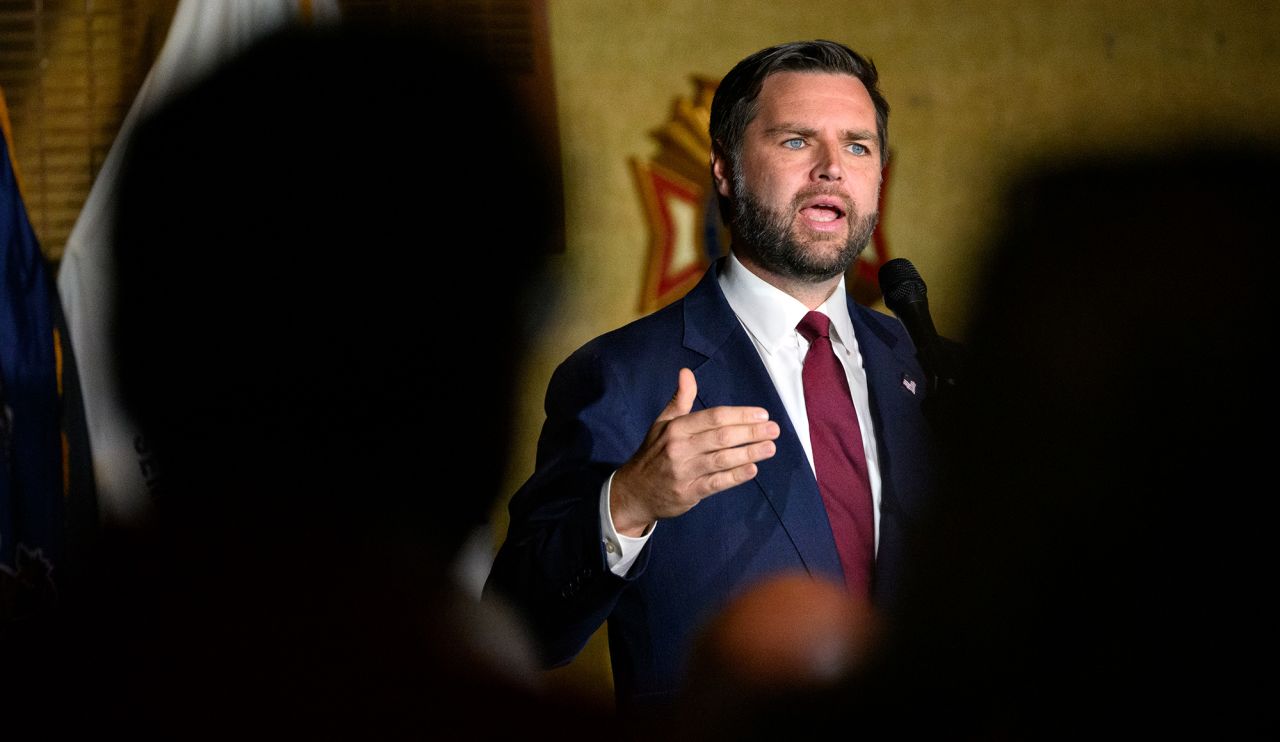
[799,197,848,224]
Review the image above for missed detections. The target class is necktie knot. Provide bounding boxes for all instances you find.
[797,311,831,344]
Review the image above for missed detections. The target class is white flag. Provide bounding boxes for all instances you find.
[56,0,341,525]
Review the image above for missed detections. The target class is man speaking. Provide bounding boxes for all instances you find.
[485,39,936,708]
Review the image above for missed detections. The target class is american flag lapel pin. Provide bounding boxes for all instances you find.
[902,374,917,395]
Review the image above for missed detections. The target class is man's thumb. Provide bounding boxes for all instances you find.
[658,368,697,421]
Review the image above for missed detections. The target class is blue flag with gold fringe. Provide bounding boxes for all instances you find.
[1,118,70,621]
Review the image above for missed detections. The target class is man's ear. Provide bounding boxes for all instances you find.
[711,145,733,199]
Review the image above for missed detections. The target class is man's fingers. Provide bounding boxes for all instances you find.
[671,404,772,435]
[656,368,698,423]
[687,420,780,455]
[667,438,777,503]
[694,438,776,482]
[694,461,764,498]
[654,370,772,435]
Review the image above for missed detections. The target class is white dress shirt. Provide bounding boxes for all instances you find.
[601,253,883,576]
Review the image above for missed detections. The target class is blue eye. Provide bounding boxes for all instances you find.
[783,138,805,150]
[847,143,869,156]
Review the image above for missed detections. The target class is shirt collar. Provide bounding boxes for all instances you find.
[718,251,858,354]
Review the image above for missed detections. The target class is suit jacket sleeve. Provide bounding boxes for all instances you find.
[483,339,653,667]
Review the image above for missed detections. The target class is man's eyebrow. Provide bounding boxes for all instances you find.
[842,129,878,142]
[760,124,878,144]
[762,123,817,137]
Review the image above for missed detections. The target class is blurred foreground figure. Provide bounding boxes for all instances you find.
[853,145,1279,737]
[690,573,877,686]
[5,23,604,736]
[674,572,878,740]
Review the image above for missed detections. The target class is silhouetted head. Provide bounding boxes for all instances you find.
[881,144,1279,736]
[113,23,555,568]
[674,572,878,741]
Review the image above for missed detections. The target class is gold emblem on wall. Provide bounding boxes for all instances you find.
[631,77,893,313]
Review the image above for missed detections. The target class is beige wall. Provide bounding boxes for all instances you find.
[497,0,1280,700]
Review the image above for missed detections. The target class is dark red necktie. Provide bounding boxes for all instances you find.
[797,310,875,598]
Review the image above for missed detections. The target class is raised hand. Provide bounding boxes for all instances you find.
[610,368,780,536]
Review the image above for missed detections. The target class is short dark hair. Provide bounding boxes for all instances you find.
[710,39,890,176]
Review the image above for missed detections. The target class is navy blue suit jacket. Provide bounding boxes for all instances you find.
[486,259,936,705]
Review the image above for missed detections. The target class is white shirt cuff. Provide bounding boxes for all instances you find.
[599,471,653,577]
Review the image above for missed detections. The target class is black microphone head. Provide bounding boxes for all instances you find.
[879,257,927,314]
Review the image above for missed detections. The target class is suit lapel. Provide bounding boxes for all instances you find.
[847,295,927,578]
[847,297,920,473]
[679,262,844,582]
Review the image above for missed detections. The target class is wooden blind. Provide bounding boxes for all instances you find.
[0,0,173,266]
[0,0,562,266]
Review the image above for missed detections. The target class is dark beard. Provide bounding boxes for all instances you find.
[732,182,878,283]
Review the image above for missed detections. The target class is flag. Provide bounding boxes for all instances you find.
[1,97,64,621]
[55,0,340,525]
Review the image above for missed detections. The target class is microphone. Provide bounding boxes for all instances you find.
[878,258,964,402]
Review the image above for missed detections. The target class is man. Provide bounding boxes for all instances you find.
[485,40,935,707]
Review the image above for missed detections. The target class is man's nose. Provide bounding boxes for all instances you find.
[811,140,845,182]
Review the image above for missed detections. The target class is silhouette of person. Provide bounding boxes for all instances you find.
[847,144,1279,737]
[5,22,606,737]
